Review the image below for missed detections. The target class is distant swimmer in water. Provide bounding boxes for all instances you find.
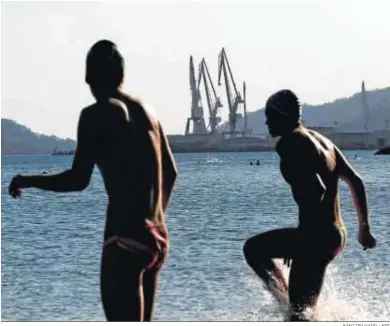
[243,90,376,321]
[8,40,178,321]
[256,160,260,166]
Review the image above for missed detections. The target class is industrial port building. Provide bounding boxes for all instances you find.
[167,50,390,153]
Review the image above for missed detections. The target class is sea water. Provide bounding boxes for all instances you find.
[1,151,389,321]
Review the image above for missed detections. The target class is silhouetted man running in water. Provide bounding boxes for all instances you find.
[243,90,377,321]
[8,40,178,321]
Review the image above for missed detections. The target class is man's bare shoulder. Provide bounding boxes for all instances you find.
[276,128,310,156]
[81,103,96,112]
[79,103,100,122]
[81,101,127,123]
[307,128,335,147]
[141,102,160,129]
[119,92,141,108]
[119,92,160,129]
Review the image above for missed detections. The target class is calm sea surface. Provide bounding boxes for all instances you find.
[1,151,390,321]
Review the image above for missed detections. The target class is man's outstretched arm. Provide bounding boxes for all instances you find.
[335,148,370,232]
[14,109,96,192]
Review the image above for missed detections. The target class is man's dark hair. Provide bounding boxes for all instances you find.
[85,40,124,89]
[266,89,302,120]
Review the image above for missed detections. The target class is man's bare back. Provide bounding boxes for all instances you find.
[79,91,175,239]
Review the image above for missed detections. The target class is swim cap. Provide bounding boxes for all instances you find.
[266,89,301,119]
[85,40,124,87]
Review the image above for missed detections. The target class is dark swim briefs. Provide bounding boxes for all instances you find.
[297,224,347,262]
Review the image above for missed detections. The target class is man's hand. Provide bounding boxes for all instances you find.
[9,174,27,198]
[358,228,377,250]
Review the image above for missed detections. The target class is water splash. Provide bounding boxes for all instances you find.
[263,260,390,321]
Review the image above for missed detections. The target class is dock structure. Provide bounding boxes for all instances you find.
[177,60,390,153]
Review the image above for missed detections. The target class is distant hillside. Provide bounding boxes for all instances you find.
[227,86,390,134]
[1,119,76,155]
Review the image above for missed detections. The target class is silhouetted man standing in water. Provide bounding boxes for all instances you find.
[9,40,178,321]
[243,90,376,321]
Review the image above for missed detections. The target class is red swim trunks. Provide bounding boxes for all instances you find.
[104,223,169,270]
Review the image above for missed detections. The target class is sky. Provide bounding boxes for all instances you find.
[1,0,390,139]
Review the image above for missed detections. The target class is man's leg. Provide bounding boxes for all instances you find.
[287,226,343,321]
[143,268,160,321]
[288,257,328,321]
[243,228,296,302]
[100,245,146,321]
[143,224,169,321]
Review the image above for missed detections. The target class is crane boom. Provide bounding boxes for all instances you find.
[197,58,222,133]
[218,49,233,112]
[204,60,219,101]
[217,48,244,137]
[185,56,207,135]
[197,60,213,118]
